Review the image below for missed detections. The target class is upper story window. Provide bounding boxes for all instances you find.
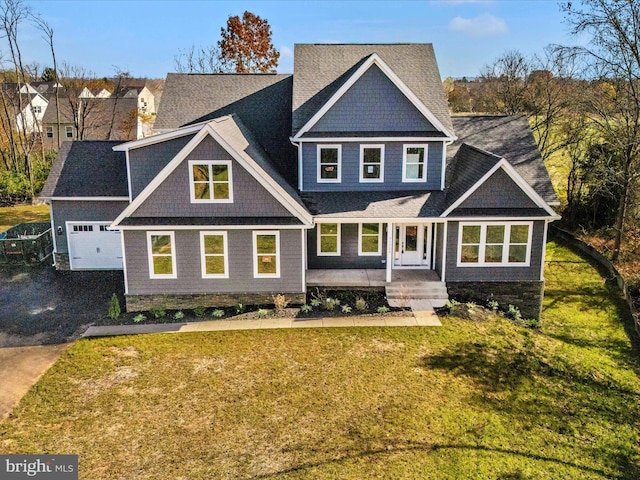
[359,145,384,183]
[65,126,73,138]
[402,144,428,182]
[317,145,341,183]
[33,105,42,114]
[46,126,53,138]
[189,160,233,203]
[458,222,532,267]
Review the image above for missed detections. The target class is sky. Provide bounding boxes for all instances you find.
[17,0,580,80]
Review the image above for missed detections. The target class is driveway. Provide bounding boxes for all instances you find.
[0,264,124,347]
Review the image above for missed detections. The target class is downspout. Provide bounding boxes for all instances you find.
[441,139,455,191]
[290,138,303,191]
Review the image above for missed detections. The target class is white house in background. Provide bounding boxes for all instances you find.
[16,92,49,133]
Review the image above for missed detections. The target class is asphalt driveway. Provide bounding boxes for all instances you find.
[0,264,124,346]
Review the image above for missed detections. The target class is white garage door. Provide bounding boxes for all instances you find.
[67,222,123,270]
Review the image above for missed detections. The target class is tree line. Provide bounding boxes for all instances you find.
[446,0,640,264]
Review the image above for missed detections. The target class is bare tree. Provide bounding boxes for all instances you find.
[560,0,640,261]
[174,44,227,74]
[479,50,530,115]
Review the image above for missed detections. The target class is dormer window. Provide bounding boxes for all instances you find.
[317,145,341,183]
[189,160,233,203]
[402,144,428,182]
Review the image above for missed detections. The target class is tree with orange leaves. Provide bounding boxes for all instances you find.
[218,11,279,74]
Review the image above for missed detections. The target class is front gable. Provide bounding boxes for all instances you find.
[112,118,312,228]
[131,135,293,219]
[309,63,437,134]
[293,53,455,140]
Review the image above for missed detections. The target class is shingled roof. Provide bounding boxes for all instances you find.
[448,115,558,205]
[292,44,454,136]
[40,141,128,198]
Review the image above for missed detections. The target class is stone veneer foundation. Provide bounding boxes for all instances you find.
[126,292,307,312]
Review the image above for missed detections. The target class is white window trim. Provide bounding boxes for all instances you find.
[188,160,233,204]
[456,222,533,267]
[317,144,342,183]
[253,230,280,278]
[358,223,382,256]
[200,231,229,279]
[147,231,177,279]
[65,126,73,138]
[402,144,429,183]
[317,223,341,257]
[359,144,385,183]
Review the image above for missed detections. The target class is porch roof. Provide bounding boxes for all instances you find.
[302,190,447,219]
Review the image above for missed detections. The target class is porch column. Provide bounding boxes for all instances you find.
[386,222,393,283]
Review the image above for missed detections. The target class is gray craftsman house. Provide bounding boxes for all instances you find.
[40,44,559,318]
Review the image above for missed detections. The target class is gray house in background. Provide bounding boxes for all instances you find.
[40,43,559,318]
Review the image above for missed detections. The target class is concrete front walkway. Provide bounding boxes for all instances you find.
[84,306,441,338]
[0,343,71,420]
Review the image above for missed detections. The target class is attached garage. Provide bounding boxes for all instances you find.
[67,222,123,270]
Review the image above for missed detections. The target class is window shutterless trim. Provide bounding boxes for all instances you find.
[200,231,229,279]
[147,231,177,279]
[188,160,233,203]
[456,222,533,267]
[317,144,342,183]
[359,144,385,183]
[253,230,280,278]
[358,223,382,256]
[402,144,428,183]
[317,223,341,256]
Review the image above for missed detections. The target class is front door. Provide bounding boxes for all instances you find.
[395,224,432,267]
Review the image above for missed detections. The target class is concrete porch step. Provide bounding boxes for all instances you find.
[386,281,449,309]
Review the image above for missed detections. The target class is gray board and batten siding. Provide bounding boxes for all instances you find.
[301,141,444,192]
[307,64,437,134]
[50,200,129,254]
[123,229,304,296]
[130,135,294,219]
[307,224,387,270]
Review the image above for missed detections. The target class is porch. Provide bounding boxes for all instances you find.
[306,268,449,308]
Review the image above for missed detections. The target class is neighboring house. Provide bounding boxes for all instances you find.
[41,96,140,149]
[0,83,50,133]
[41,43,559,319]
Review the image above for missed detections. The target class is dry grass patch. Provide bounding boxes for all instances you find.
[0,204,50,232]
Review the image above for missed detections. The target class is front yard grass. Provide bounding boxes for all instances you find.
[0,204,50,232]
[1,240,639,479]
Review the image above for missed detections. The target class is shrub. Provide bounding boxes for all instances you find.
[487,299,500,311]
[341,305,352,314]
[506,304,522,322]
[524,318,540,329]
[256,308,269,319]
[310,298,322,308]
[235,303,245,314]
[173,310,185,320]
[355,297,368,311]
[108,293,121,320]
[193,306,207,317]
[133,313,146,323]
[324,298,340,311]
[211,309,225,318]
[299,304,312,314]
[444,299,460,313]
[150,307,166,319]
[377,305,390,315]
[466,302,477,314]
[272,294,289,314]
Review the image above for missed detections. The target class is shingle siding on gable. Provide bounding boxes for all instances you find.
[445,220,546,282]
[309,65,436,133]
[453,168,539,212]
[301,141,443,191]
[307,224,386,269]
[129,134,196,199]
[123,229,304,295]
[131,135,294,219]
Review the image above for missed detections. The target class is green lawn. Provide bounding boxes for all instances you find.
[0,241,639,479]
[0,204,50,232]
